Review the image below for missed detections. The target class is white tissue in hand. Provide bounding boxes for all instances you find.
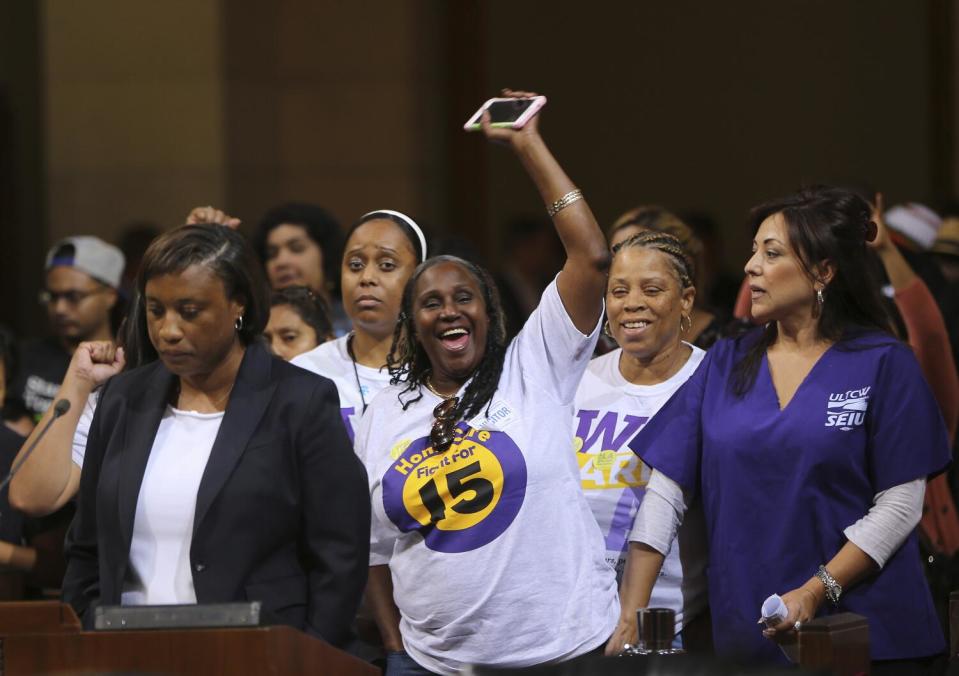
[761,594,788,627]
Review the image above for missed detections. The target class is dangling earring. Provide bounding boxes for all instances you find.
[680,313,692,334]
[816,288,824,306]
[234,315,244,332]
[603,320,612,337]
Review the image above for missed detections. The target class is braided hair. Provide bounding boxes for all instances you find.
[609,206,704,292]
[611,230,696,291]
[386,256,508,422]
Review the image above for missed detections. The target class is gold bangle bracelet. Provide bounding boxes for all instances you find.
[547,189,583,217]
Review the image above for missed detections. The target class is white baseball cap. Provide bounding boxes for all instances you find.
[45,236,126,288]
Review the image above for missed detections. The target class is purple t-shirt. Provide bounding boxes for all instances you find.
[630,328,949,662]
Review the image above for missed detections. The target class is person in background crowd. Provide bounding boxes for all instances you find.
[187,202,350,335]
[0,325,31,437]
[264,285,334,361]
[356,90,618,675]
[870,199,959,355]
[866,196,959,567]
[10,237,124,423]
[679,210,744,313]
[929,210,959,371]
[608,207,726,349]
[0,327,36,579]
[932,216,959,285]
[116,221,162,299]
[293,209,427,442]
[62,224,370,648]
[884,201,943,252]
[254,202,350,335]
[571,231,709,654]
[628,186,948,672]
[495,215,563,339]
[4,237,124,598]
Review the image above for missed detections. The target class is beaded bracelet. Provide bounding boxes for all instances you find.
[547,189,583,217]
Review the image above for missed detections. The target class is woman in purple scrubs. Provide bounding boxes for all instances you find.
[627,186,949,672]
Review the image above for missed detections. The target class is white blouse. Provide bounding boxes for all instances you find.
[120,406,223,606]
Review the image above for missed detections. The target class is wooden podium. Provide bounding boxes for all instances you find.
[797,613,870,676]
[0,601,378,675]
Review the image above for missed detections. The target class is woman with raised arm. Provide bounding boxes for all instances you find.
[624,186,948,671]
[354,90,617,675]
[61,224,370,647]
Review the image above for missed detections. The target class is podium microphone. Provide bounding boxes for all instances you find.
[0,398,72,496]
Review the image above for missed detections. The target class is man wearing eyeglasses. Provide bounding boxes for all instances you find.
[12,236,125,422]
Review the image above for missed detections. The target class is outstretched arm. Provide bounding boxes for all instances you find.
[9,342,123,516]
[481,89,610,334]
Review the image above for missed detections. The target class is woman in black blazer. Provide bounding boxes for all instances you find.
[62,224,370,649]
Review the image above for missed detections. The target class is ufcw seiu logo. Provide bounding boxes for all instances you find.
[825,386,870,431]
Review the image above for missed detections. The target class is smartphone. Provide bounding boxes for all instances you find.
[463,96,547,131]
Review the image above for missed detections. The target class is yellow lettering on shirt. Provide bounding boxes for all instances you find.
[577,450,650,489]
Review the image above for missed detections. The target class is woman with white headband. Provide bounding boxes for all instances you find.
[292,210,427,441]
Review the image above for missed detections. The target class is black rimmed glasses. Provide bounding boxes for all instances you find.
[430,397,460,451]
[38,287,107,306]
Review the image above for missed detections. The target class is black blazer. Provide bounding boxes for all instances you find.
[62,342,370,648]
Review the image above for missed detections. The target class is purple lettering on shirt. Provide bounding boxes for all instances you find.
[341,406,356,441]
[605,488,641,553]
[575,410,649,454]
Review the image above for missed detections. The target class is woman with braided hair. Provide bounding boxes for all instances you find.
[572,230,708,654]
[608,206,726,349]
[353,90,619,675]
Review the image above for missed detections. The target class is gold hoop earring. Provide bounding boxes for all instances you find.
[603,320,612,337]
[680,313,692,334]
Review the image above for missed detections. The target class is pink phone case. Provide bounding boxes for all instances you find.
[463,96,547,131]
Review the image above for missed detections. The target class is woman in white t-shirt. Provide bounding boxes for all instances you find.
[574,230,709,655]
[293,209,427,441]
[355,90,618,675]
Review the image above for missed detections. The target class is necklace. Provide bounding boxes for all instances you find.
[423,375,457,400]
[346,333,369,413]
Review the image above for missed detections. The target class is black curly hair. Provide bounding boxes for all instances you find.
[253,202,343,296]
[386,255,507,423]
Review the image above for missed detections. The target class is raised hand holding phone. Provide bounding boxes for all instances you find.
[464,89,546,133]
[477,89,546,150]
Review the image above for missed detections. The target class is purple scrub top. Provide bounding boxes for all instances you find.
[630,328,949,662]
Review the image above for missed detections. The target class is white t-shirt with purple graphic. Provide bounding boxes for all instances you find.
[574,345,708,633]
[291,334,392,441]
[354,280,619,676]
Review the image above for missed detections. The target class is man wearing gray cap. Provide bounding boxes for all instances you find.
[11,236,125,421]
